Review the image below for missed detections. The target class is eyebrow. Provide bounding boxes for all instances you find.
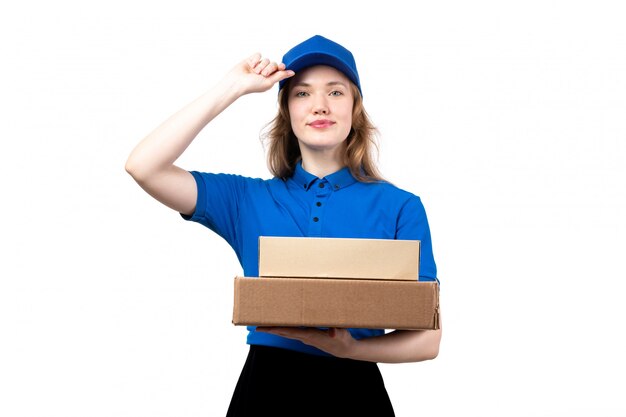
[292,81,349,88]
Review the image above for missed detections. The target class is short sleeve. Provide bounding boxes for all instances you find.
[396,195,438,282]
[181,171,249,249]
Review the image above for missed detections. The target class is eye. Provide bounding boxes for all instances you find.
[329,90,343,97]
[295,91,309,97]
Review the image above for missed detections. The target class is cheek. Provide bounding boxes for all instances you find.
[340,110,353,129]
[288,111,301,131]
[288,101,306,119]
[338,103,353,123]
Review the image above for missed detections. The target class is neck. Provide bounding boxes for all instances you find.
[300,147,346,178]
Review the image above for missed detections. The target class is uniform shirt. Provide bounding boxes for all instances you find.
[183,162,437,356]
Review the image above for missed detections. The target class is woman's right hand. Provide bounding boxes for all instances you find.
[126,52,294,216]
[226,53,295,96]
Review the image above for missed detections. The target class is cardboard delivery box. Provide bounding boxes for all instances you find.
[232,237,440,330]
[233,276,440,330]
[258,236,420,280]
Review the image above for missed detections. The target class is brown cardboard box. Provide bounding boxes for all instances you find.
[232,236,439,330]
[258,236,420,280]
[232,277,440,330]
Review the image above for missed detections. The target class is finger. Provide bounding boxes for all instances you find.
[253,58,270,74]
[246,53,262,68]
[261,327,304,339]
[266,69,295,85]
[256,326,291,335]
[261,61,280,77]
[255,326,273,333]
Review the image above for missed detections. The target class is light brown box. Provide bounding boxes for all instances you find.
[232,277,440,330]
[258,236,420,280]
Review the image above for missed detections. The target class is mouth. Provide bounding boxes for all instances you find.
[308,119,335,128]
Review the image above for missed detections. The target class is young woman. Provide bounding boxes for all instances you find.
[126,34,441,416]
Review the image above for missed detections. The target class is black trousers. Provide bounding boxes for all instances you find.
[226,345,395,416]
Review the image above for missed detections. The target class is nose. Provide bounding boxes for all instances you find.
[312,94,329,115]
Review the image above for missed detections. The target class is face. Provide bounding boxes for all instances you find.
[287,65,354,156]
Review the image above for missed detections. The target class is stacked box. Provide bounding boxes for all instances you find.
[232,236,440,330]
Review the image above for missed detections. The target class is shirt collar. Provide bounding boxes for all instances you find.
[325,165,357,191]
[291,161,357,191]
[292,161,318,190]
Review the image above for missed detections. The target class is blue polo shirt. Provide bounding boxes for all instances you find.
[183,162,437,356]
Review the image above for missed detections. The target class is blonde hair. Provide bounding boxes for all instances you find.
[262,82,384,183]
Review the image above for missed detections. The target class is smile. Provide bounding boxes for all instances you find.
[308,120,335,128]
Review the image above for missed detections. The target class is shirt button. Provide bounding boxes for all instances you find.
[316,202,322,207]
[313,217,319,222]
[334,184,340,190]
[318,183,325,188]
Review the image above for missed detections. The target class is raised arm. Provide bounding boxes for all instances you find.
[125,54,294,215]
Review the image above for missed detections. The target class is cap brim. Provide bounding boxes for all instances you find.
[279,52,360,93]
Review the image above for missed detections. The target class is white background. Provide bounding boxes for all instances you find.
[1,1,625,416]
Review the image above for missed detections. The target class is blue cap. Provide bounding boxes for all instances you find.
[279,35,362,96]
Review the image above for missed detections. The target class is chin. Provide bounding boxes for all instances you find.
[301,136,346,148]
[304,143,345,153]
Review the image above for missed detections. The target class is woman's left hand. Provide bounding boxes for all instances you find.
[256,327,356,358]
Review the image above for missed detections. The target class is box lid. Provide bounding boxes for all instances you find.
[258,236,420,280]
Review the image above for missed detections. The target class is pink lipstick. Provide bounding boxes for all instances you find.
[309,119,335,128]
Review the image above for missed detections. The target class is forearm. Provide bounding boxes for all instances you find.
[350,329,441,363]
[257,326,442,364]
[125,77,244,181]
